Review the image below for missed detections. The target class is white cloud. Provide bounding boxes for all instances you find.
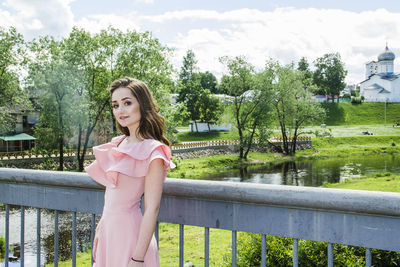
[2,0,74,39]
[156,8,400,84]
[75,13,141,34]
[2,3,400,84]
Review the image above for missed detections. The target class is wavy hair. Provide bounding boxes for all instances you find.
[109,77,171,146]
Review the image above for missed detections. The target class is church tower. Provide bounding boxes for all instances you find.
[377,44,395,75]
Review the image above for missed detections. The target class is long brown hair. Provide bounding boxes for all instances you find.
[109,77,171,146]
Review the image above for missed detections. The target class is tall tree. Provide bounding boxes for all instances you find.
[199,71,218,93]
[220,56,273,159]
[63,27,176,171]
[0,27,30,134]
[177,50,222,131]
[313,53,347,102]
[272,63,325,155]
[63,27,111,172]
[27,37,77,170]
[179,49,198,83]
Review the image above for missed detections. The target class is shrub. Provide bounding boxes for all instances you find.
[0,235,4,257]
[351,97,362,104]
[220,233,400,266]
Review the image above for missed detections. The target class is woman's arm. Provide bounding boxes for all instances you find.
[130,158,164,263]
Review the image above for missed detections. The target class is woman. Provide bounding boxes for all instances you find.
[85,77,175,267]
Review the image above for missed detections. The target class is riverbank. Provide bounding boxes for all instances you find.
[169,135,400,179]
[324,172,400,192]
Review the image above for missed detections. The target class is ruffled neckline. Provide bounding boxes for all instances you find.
[98,135,170,160]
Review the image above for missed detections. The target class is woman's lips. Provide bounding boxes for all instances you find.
[120,116,129,120]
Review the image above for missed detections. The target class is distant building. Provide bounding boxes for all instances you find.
[360,45,400,102]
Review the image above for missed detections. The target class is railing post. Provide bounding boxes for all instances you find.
[204,227,209,267]
[72,211,77,267]
[21,206,25,267]
[328,243,333,267]
[54,210,59,267]
[232,230,237,267]
[261,234,267,267]
[293,238,298,267]
[37,208,41,267]
[179,224,184,267]
[5,204,9,267]
[365,248,372,267]
[91,214,96,266]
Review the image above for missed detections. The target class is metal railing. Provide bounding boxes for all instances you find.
[0,168,399,266]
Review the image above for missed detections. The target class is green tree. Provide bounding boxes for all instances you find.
[63,27,176,171]
[179,49,198,83]
[198,89,224,131]
[313,53,347,102]
[220,56,273,159]
[272,63,325,155]
[27,37,78,170]
[0,27,30,135]
[63,27,111,172]
[177,50,222,132]
[199,71,218,93]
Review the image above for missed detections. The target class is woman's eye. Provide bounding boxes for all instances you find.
[124,101,131,106]
[112,104,119,109]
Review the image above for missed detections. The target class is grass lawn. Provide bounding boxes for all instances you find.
[324,172,400,193]
[299,124,400,137]
[44,250,92,267]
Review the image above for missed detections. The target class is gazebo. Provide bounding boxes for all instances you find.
[0,133,36,152]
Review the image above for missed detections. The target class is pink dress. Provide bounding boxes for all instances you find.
[84,135,175,267]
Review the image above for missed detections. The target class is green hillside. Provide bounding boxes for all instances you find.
[322,102,400,125]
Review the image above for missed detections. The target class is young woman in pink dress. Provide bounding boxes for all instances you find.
[85,77,175,267]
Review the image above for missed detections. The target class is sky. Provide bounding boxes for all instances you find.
[1,0,400,85]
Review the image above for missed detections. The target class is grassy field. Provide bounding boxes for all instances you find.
[321,102,400,125]
[324,172,400,193]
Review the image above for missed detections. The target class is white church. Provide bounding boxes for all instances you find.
[360,45,400,102]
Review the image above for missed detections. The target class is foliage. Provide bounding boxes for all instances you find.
[272,62,325,155]
[0,235,4,258]
[351,96,363,104]
[313,53,347,102]
[61,27,175,171]
[219,56,273,159]
[179,49,198,83]
[177,50,223,130]
[0,27,31,135]
[221,233,400,267]
[27,37,78,170]
[198,71,218,93]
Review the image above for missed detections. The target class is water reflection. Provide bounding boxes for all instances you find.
[0,206,97,267]
[203,154,400,187]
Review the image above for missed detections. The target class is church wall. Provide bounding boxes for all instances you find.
[360,76,399,102]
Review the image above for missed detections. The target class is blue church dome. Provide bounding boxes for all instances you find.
[378,45,395,61]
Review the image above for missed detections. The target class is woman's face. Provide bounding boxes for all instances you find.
[111,87,141,131]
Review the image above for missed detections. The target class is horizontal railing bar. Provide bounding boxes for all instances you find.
[1,168,400,253]
[1,168,400,217]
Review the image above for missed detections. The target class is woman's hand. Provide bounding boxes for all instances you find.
[128,259,144,267]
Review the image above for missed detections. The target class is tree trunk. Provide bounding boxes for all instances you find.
[207,122,211,132]
[194,120,198,132]
[77,124,83,171]
[59,135,64,171]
